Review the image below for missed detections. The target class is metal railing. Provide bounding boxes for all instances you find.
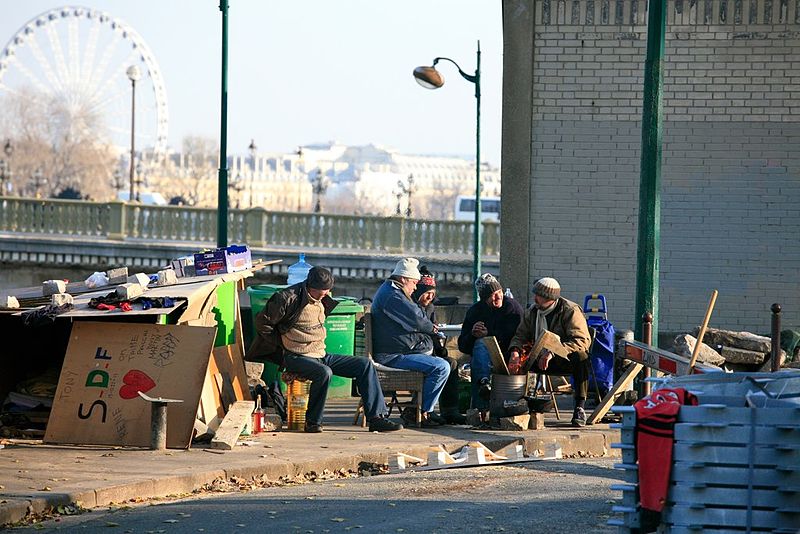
[0,197,500,257]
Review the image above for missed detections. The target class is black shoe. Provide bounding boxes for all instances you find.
[571,407,587,427]
[369,416,403,432]
[428,412,448,425]
[478,378,492,402]
[443,412,467,425]
[304,423,323,433]
[420,416,442,428]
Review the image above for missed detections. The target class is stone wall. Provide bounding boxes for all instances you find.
[501,0,800,333]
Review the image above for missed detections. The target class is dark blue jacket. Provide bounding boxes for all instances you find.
[371,280,435,355]
[457,296,524,357]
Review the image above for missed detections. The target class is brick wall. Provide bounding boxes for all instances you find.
[508,0,800,333]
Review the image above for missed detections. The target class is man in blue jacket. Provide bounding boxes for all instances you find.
[371,258,450,427]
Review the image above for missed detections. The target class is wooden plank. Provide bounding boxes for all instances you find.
[482,336,509,375]
[209,400,254,450]
[587,363,643,425]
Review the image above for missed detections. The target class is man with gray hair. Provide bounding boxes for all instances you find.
[509,277,592,426]
[371,258,451,427]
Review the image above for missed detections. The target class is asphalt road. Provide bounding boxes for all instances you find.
[17,458,622,533]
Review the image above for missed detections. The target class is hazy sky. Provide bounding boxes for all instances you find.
[1,1,503,165]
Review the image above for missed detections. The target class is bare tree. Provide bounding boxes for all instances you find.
[0,90,117,199]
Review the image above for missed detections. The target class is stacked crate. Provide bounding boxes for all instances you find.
[608,373,800,533]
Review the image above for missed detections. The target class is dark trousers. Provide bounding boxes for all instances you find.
[438,355,461,414]
[283,352,387,426]
[542,351,590,400]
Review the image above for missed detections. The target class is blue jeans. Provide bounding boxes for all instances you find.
[373,353,450,413]
[283,352,387,426]
[470,340,492,410]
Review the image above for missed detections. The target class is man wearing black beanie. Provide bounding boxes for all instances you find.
[249,266,402,433]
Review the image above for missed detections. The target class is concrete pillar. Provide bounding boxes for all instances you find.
[500,0,536,305]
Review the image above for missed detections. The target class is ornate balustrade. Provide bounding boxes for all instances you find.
[0,197,500,257]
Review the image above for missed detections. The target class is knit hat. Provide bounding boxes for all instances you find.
[391,257,421,280]
[412,266,437,302]
[306,266,334,290]
[475,273,503,301]
[533,277,560,300]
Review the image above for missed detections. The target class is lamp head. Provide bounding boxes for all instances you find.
[413,66,444,89]
[3,140,12,157]
[126,65,141,82]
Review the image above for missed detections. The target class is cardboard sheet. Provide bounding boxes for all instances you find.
[44,322,216,449]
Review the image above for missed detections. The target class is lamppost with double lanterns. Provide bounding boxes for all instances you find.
[126,64,141,203]
[394,173,415,217]
[414,41,481,301]
[248,139,257,208]
[313,169,329,213]
[0,140,12,196]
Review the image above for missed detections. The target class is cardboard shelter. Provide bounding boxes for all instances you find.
[1,270,255,449]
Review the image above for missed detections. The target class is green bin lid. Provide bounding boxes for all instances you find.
[330,297,364,314]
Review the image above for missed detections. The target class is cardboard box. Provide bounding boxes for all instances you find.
[193,246,252,276]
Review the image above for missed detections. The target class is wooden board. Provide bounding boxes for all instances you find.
[210,400,254,450]
[482,336,509,375]
[44,322,216,449]
[586,363,643,426]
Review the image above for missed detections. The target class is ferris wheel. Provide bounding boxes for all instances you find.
[0,5,169,162]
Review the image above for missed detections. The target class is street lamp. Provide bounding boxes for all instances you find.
[32,168,46,199]
[248,139,257,208]
[126,65,141,203]
[134,160,144,202]
[414,41,482,302]
[0,139,11,196]
[395,173,414,217]
[313,169,328,213]
[230,173,244,209]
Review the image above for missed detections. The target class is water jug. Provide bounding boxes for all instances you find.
[504,288,514,299]
[286,379,311,431]
[287,253,313,285]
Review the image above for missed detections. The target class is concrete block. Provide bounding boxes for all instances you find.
[127,273,150,288]
[529,412,546,430]
[50,293,74,306]
[2,296,19,308]
[261,414,282,432]
[497,414,530,431]
[156,269,178,286]
[116,283,144,300]
[106,267,129,284]
[720,346,766,364]
[42,280,66,296]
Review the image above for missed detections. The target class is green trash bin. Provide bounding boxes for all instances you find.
[246,285,363,398]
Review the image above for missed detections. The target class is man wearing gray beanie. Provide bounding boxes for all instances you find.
[509,277,592,426]
[249,266,402,433]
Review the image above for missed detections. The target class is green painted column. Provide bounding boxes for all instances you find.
[472,41,482,303]
[634,0,667,343]
[217,0,230,248]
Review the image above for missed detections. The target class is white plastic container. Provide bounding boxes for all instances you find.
[287,253,313,285]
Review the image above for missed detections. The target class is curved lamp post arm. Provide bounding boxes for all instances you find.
[432,56,479,87]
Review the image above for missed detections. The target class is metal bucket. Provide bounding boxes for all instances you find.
[286,380,311,431]
[489,374,528,414]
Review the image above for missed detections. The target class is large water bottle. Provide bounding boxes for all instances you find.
[286,253,313,285]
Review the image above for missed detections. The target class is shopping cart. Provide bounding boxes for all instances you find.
[583,294,616,398]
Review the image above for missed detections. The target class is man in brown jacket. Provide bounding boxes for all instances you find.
[508,277,592,426]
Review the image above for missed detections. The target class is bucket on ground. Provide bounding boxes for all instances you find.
[489,374,528,414]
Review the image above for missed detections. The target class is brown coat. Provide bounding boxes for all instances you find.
[509,297,591,356]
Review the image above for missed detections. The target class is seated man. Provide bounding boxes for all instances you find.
[371,258,451,427]
[508,277,592,427]
[457,273,524,411]
[248,266,402,433]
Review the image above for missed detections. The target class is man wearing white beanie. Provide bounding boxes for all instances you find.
[370,258,451,427]
[509,277,592,427]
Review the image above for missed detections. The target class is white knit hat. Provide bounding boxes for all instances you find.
[533,277,561,300]
[391,257,421,280]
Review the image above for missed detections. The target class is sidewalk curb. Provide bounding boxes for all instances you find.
[0,430,618,527]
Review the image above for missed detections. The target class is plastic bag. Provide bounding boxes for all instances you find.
[84,272,109,289]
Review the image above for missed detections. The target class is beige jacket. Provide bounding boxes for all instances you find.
[509,297,591,356]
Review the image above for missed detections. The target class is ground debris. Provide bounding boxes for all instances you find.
[196,467,361,494]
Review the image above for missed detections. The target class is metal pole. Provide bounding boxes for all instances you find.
[634,0,667,342]
[771,303,782,372]
[217,0,230,248]
[642,311,653,396]
[472,40,482,303]
[150,401,168,450]
[128,78,136,203]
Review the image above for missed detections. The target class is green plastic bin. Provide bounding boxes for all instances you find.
[246,285,363,398]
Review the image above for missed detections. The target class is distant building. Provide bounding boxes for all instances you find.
[138,141,499,219]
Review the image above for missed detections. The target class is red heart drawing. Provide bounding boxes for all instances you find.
[119,369,156,400]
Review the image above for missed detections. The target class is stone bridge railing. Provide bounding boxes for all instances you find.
[0,197,500,257]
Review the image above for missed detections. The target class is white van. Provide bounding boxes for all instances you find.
[117,191,168,206]
[454,195,500,222]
